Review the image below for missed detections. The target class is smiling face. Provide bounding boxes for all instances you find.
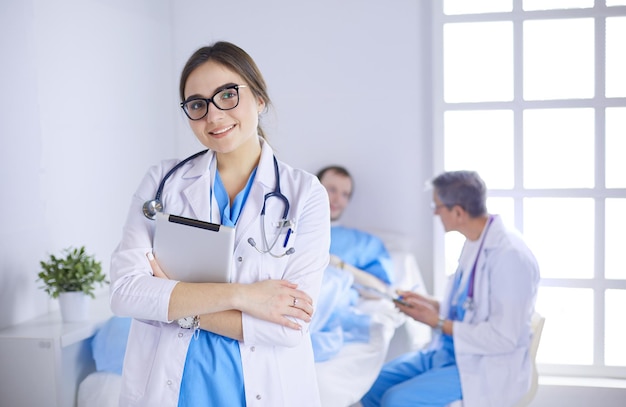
[183,60,265,154]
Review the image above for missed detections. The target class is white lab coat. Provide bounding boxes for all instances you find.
[109,139,330,407]
[438,216,540,407]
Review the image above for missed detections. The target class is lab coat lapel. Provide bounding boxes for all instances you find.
[235,141,276,246]
[469,215,503,321]
[180,150,219,222]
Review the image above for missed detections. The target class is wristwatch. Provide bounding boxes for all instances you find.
[435,316,446,331]
[177,315,199,330]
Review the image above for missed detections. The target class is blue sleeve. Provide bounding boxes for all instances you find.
[310,266,371,362]
[330,226,394,285]
[91,316,132,374]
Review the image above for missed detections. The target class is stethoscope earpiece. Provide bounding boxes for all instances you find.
[248,237,295,258]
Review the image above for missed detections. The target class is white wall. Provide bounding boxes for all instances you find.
[0,0,433,330]
[0,0,175,329]
[1,1,624,405]
[0,0,434,329]
[0,0,432,334]
[170,0,434,279]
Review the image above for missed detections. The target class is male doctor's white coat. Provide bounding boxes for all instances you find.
[438,215,540,407]
[110,140,330,407]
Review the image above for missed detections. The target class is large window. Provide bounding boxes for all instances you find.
[432,1,626,379]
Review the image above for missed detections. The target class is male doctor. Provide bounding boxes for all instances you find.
[361,170,540,407]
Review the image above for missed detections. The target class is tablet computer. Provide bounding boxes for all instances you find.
[152,212,235,283]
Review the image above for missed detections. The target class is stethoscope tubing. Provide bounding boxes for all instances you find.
[143,149,295,257]
[143,149,208,219]
[155,149,209,202]
[454,215,496,311]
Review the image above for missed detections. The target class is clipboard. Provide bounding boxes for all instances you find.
[152,212,235,283]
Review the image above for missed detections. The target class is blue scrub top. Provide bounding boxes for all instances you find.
[436,269,469,355]
[178,168,257,407]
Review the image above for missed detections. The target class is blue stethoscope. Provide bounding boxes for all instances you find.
[142,150,295,258]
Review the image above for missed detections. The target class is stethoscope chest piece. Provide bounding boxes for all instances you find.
[142,149,209,220]
[143,199,163,220]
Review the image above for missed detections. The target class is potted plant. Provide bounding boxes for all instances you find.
[38,246,108,322]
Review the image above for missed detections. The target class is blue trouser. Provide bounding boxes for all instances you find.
[361,347,462,407]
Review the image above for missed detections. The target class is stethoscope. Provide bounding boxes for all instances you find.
[246,156,295,258]
[142,149,209,220]
[142,150,295,258]
[453,215,495,312]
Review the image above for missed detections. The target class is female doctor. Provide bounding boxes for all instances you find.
[361,170,540,407]
[109,41,330,407]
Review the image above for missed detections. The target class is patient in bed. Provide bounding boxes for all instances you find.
[311,165,395,362]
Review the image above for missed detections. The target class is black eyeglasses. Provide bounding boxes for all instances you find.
[180,84,247,121]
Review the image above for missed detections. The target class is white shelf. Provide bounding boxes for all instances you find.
[0,293,113,407]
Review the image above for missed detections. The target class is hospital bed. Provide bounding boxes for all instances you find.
[77,242,430,407]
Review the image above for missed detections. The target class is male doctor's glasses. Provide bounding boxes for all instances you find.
[180,84,247,121]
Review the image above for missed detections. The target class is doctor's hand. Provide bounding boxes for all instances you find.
[395,290,440,313]
[394,290,440,328]
[236,280,314,331]
[147,252,170,279]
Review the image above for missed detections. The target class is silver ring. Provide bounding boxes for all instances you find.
[293,297,298,307]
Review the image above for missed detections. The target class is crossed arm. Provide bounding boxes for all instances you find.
[147,253,314,341]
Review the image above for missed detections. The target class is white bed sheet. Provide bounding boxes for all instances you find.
[315,298,405,407]
[312,249,431,407]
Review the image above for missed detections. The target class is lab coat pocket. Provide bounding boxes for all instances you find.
[120,320,160,401]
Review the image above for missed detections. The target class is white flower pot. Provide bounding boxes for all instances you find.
[58,292,90,322]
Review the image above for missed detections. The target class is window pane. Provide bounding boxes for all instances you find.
[524,198,594,279]
[444,22,513,103]
[605,199,626,280]
[444,0,512,14]
[523,108,594,188]
[524,19,594,100]
[606,108,626,188]
[607,0,626,6]
[536,287,593,365]
[487,197,515,229]
[444,110,514,189]
[606,289,626,366]
[524,0,593,10]
[606,17,626,98]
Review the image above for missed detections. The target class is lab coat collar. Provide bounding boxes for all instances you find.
[480,214,504,251]
[178,138,278,245]
[234,139,278,240]
[178,149,215,221]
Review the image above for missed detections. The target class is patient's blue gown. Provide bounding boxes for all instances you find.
[311,225,394,362]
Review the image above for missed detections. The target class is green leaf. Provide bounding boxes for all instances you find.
[36,245,109,299]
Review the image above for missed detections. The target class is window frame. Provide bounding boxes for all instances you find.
[432,0,626,379]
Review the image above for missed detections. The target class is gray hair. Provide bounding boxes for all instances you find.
[431,170,487,218]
